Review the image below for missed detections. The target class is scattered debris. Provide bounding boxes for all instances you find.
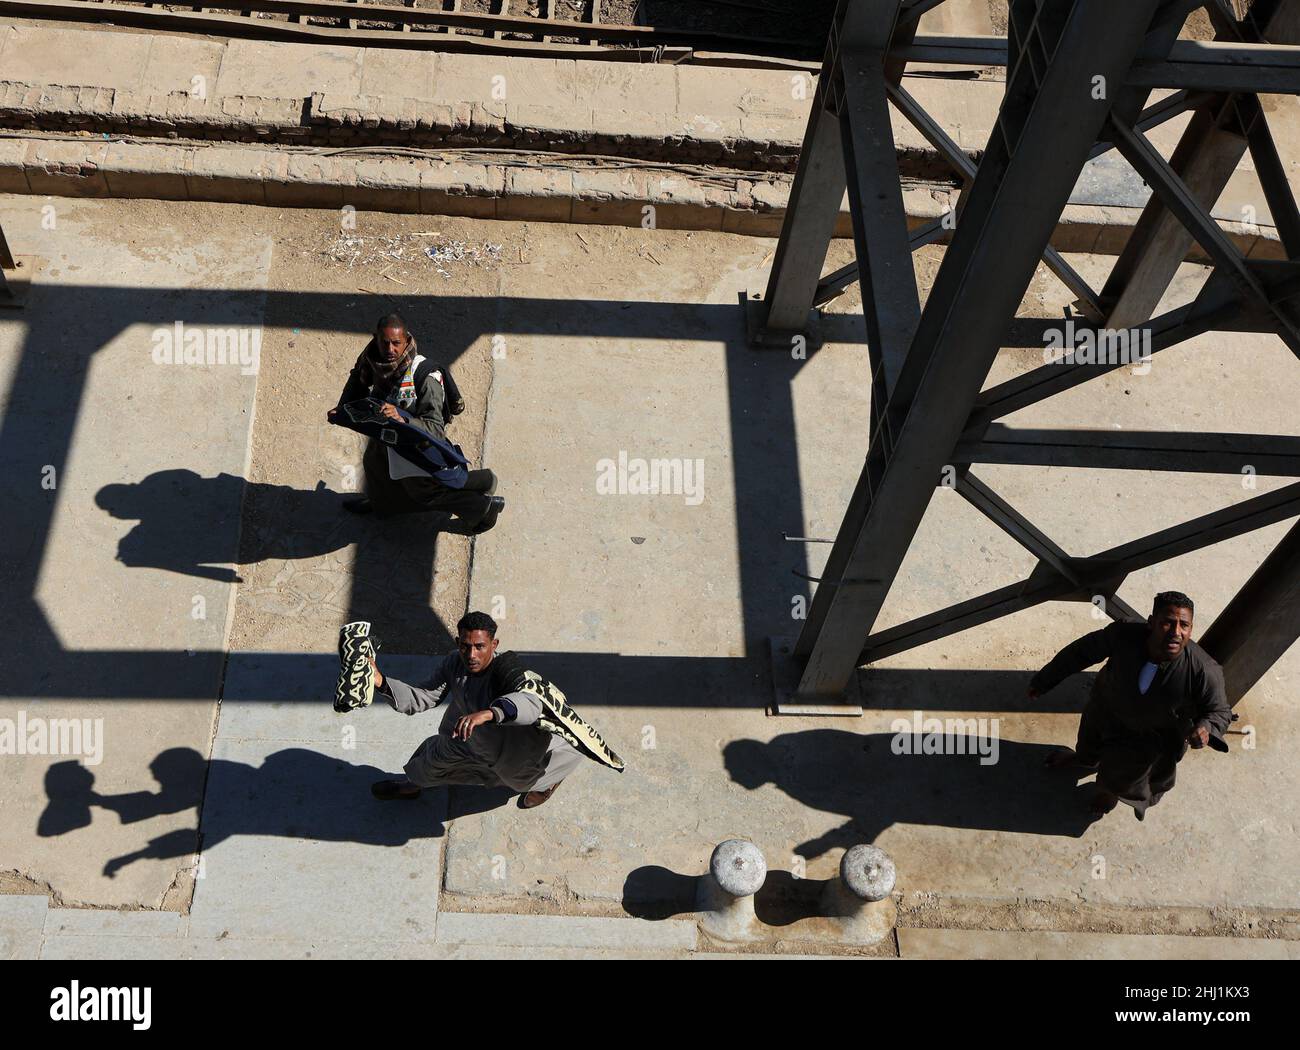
[424,240,504,279]
[321,233,503,280]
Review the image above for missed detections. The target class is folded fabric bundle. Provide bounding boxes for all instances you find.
[517,669,625,773]
[334,620,376,713]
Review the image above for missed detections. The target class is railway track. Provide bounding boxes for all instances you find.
[0,0,831,64]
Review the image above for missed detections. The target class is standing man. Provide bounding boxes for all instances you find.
[1031,591,1232,820]
[369,611,624,808]
[326,313,504,533]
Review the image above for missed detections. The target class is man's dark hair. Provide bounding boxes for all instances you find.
[1152,591,1194,617]
[457,611,498,638]
[375,312,408,337]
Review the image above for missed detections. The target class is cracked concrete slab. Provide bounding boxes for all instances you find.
[186,651,446,943]
[0,895,47,960]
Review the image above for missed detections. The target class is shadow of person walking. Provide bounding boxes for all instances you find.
[95,471,368,583]
[35,746,476,879]
[724,729,1098,859]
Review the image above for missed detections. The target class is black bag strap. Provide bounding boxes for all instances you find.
[413,358,466,424]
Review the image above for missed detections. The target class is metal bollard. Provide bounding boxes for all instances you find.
[696,839,767,942]
[820,844,897,945]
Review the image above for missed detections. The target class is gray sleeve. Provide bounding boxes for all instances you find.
[403,368,447,440]
[490,689,544,727]
[384,654,456,716]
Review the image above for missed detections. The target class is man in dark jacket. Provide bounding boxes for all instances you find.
[326,313,503,533]
[368,611,625,809]
[1031,590,1232,820]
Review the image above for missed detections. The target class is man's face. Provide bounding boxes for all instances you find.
[458,629,498,674]
[1148,604,1193,661]
[377,325,408,362]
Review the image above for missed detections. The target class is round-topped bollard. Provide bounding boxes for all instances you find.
[696,839,767,942]
[711,839,767,897]
[841,844,896,902]
[821,844,898,945]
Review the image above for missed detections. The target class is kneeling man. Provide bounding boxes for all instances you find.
[370,611,623,808]
[1030,591,1232,820]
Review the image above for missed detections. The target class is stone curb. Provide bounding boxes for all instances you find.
[0,135,1283,260]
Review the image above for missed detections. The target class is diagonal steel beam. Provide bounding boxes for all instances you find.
[1199,515,1300,705]
[859,478,1300,663]
[793,0,1166,698]
[887,80,1103,318]
[1233,93,1300,259]
[1109,116,1300,355]
[955,469,1141,622]
[1098,0,1300,330]
[967,265,1266,427]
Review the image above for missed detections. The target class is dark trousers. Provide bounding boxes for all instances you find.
[1075,700,1182,817]
[362,439,495,525]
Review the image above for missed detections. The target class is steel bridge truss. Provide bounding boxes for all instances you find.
[752,0,1300,711]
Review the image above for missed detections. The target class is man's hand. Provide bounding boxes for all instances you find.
[454,710,494,741]
[1188,724,1210,749]
[369,655,383,689]
[379,403,402,423]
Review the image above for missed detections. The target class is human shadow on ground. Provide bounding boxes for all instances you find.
[36,746,520,878]
[621,729,1099,919]
[726,730,1098,856]
[95,468,472,648]
[94,469,474,583]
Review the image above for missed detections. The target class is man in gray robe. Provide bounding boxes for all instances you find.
[1031,590,1232,820]
[369,611,621,808]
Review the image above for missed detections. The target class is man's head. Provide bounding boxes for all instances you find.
[1147,590,1194,662]
[457,611,499,674]
[372,313,410,363]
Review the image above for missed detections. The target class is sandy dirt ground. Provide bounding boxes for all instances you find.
[219,204,512,655]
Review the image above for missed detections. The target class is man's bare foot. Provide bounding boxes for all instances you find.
[1044,748,1098,771]
[1089,789,1118,816]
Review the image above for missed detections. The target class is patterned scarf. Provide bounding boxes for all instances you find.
[517,670,626,773]
[356,334,418,402]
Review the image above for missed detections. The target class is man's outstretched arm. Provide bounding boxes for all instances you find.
[1028,625,1115,697]
[377,653,455,715]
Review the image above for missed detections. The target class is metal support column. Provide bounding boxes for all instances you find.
[1200,516,1300,705]
[746,0,907,346]
[793,0,1163,700]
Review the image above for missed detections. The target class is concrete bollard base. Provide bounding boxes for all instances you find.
[819,879,898,946]
[696,875,766,943]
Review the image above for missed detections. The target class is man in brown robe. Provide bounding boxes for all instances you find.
[1030,591,1232,820]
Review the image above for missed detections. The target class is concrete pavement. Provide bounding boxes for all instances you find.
[0,195,1296,958]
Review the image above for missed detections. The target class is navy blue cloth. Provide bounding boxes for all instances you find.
[332,400,469,489]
